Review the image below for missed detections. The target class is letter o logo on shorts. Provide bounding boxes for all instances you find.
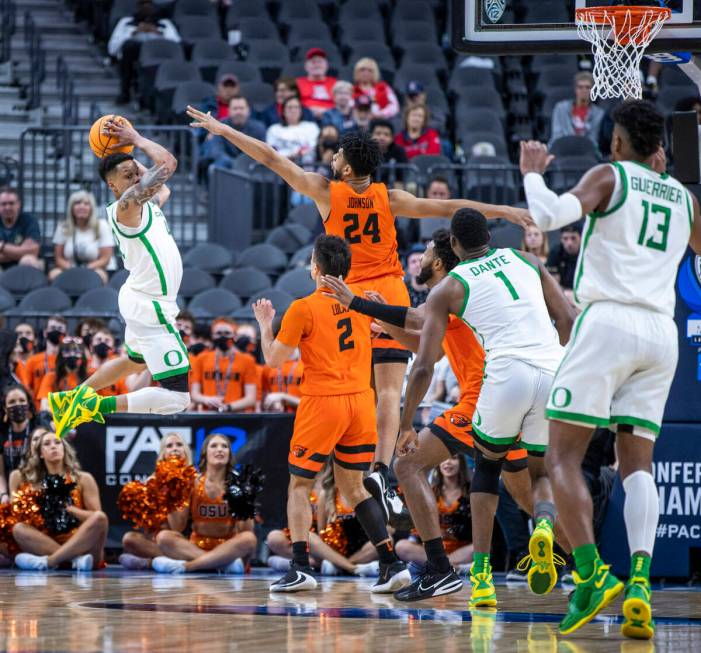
[163,349,184,368]
[551,386,572,408]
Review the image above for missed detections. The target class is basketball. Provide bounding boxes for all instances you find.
[88,114,134,158]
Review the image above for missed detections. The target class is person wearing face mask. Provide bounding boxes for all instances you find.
[0,385,36,505]
[24,316,68,407]
[12,323,35,387]
[37,338,88,412]
[234,322,262,412]
[88,328,128,398]
[190,318,257,413]
[75,317,108,352]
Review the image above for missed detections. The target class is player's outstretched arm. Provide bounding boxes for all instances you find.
[388,187,532,228]
[520,140,615,231]
[187,106,330,210]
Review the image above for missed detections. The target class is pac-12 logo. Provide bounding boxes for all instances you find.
[484,0,506,23]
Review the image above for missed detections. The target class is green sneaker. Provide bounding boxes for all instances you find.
[469,561,497,608]
[56,385,105,439]
[517,518,566,595]
[621,578,655,640]
[48,387,81,439]
[559,559,624,635]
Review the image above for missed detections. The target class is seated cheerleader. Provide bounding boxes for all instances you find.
[395,455,474,568]
[266,462,379,576]
[152,433,257,574]
[11,429,108,571]
[119,432,195,570]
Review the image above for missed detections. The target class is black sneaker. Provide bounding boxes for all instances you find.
[394,565,463,602]
[269,562,318,593]
[364,471,413,529]
[505,566,528,583]
[371,560,412,594]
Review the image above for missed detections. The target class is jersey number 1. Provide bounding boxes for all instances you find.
[343,213,380,244]
[337,318,355,351]
[495,271,520,300]
[638,200,670,252]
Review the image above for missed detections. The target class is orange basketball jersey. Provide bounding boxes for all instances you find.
[276,287,372,396]
[325,181,403,283]
[442,315,485,408]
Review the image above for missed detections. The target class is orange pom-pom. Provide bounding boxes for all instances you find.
[153,456,196,513]
[118,481,168,533]
[319,519,349,556]
[11,486,44,531]
[0,503,19,555]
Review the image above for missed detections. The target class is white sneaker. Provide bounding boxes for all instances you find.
[267,555,291,572]
[71,554,94,572]
[119,553,151,570]
[321,560,339,576]
[15,553,49,571]
[355,560,379,577]
[152,556,187,574]
[221,557,244,574]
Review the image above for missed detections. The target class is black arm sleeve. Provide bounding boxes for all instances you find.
[349,296,409,328]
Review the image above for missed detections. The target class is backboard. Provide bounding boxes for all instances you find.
[452,0,701,55]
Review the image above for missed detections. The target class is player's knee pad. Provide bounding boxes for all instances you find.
[159,372,189,393]
[470,450,504,496]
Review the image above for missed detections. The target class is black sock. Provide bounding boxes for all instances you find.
[373,462,389,484]
[354,497,398,564]
[291,541,310,568]
[424,537,451,574]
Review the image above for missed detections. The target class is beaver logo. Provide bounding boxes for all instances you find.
[292,445,308,458]
[450,414,471,428]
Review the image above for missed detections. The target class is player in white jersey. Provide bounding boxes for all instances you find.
[521,99,701,639]
[48,121,190,439]
[399,208,574,609]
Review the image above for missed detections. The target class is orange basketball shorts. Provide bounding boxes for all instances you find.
[288,389,377,479]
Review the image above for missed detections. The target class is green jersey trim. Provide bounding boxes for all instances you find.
[448,271,470,317]
[112,202,154,238]
[628,159,669,181]
[472,422,519,446]
[455,248,497,265]
[153,299,190,363]
[610,414,660,436]
[551,304,592,381]
[510,248,540,276]
[572,215,598,305]
[591,161,628,218]
[685,189,694,231]
[545,408,610,427]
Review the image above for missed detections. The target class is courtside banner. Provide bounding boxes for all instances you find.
[74,413,294,548]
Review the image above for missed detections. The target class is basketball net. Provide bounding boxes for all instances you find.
[575,6,671,100]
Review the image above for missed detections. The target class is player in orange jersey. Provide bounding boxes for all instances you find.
[252,235,410,593]
[188,106,530,525]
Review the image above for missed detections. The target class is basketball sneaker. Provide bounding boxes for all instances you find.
[152,556,186,574]
[559,558,624,635]
[54,385,106,439]
[363,472,413,529]
[621,577,655,640]
[393,563,462,602]
[48,387,80,438]
[269,561,317,592]
[518,519,565,595]
[371,561,412,593]
[469,559,497,608]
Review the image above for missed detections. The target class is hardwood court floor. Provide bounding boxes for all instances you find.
[0,568,699,652]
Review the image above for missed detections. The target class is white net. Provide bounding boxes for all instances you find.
[575,7,670,100]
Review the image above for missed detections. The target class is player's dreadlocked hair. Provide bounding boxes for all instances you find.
[339,130,382,177]
[611,99,664,158]
[431,228,459,272]
[451,208,490,251]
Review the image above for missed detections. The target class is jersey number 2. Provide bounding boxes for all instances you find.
[343,213,380,244]
[337,318,354,351]
[638,200,670,252]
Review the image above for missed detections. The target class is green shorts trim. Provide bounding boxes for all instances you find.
[610,414,661,436]
[545,409,610,427]
[153,365,191,381]
[520,442,547,454]
[472,422,519,446]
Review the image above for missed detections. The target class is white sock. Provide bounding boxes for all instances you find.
[126,387,190,414]
[622,470,659,556]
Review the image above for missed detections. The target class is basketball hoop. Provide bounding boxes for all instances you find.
[575,5,671,100]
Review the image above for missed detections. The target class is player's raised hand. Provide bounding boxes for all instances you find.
[364,290,388,304]
[499,205,534,229]
[320,275,355,307]
[519,140,555,175]
[103,119,141,148]
[252,298,275,325]
[186,106,225,136]
[396,427,419,457]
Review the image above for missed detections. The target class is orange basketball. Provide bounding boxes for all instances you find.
[88,114,134,159]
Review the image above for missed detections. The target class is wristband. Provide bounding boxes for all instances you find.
[349,296,409,328]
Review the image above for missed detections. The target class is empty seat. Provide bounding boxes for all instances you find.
[392,0,435,23]
[278,0,322,24]
[219,267,272,301]
[189,288,242,317]
[550,135,599,160]
[265,224,312,256]
[225,0,269,27]
[51,268,104,298]
[0,265,47,298]
[236,17,279,41]
[288,244,314,269]
[214,60,261,85]
[458,129,509,157]
[246,41,289,82]
[179,267,215,300]
[537,66,577,93]
[138,39,184,68]
[182,243,234,273]
[547,155,599,193]
[177,16,221,46]
[155,61,202,120]
[490,222,524,249]
[393,64,441,93]
[287,204,320,231]
[173,0,217,21]
[63,287,120,316]
[108,268,129,291]
[192,40,236,83]
[391,19,438,47]
[455,108,504,138]
[286,19,332,45]
[248,288,295,314]
[454,89,505,118]
[400,43,447,75]
[339,19,386,44]
[171,80,217,116]
[239,81,275,111]
[16,287,71,314]
[274,268,315,299]
[0,286,14,312]
[238,244,288,274]
[448,67,498,96]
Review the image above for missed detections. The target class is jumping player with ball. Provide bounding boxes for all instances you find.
[48,117,191,438]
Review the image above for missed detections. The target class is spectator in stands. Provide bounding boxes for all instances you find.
[175,310,205,363]
[0,187,41,270]
[75,317,108,351]
[547,224,582,290]
[258,77,314,128]
[266,97,320,165]
[417,177,452,242]
[190,318,257,413]
[296,48,337,119]
[234,322,263,411]
[314,125,340,177]
[25,316,67,403]
[370,119,408,188]
[12,430,108,571]
[404,243,429,308]
[549,71,604,149]
[403,81,447,134]
[201,96,266,170]
[37,336,88,412]
[352,95,373,132]
[321,81,357,135]
[108,0,181,105]
[522,225,549,265]
[352,57,399,120]
[395,105,442,159]
[215,74,241,120]
[261,350,303,413]
[13,323,35,387]
[88,328,128,398]
[49,191,114,284]
[0,384,37,504]
[190,322,212,357]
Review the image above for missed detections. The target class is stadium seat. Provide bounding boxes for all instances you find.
[392,0,435,24]
[0,286,14,312]
[288,244,314,269]
[274,268,315,299]
[0,265,48,298]
[465,158,520,206]
[246,41,290,83]
[16,287,71,315]
[536,66,577,95]
[455,108,504,138]
[173,0,217,21]
[448,67,498,96]
[454,89,505,118]
[287,204,321,232]
[393,64,441,93]
[248,288,295,314]
[339,0,383,23]
[400,43,447,76]
[70,287,120,315]
[550,135,599,160]
[214,60,261,85]
[108,269,129,291]
[547,155,599,193]
[489,222,524,249]
[225,0,270,27]
[657,86,700,114]
[391,19,438,47]
[238,244,288,274]
[179,267,216,300]
[265,224,312,255]
[410,154,455,188]
[182,243,234,273]
[278,0,322,24]
[138,39,185,97]
[285,19,333,46]
[236,17,279,42]
[231,305,255,320]
[339,19,387,45]
[458,129,509,158]
[280,62,307,78]
[177,16,221,49]
[239,81,275,112]
[192,40,237,84]
[219,267,272,301]
[51,268,104,299]
[189,288,242,317]
[155,61,202,120]
[170,81,217,117]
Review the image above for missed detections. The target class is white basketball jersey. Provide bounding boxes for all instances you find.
[573,161,693,317]
[449,248,563,373]
[107,201,182,301]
